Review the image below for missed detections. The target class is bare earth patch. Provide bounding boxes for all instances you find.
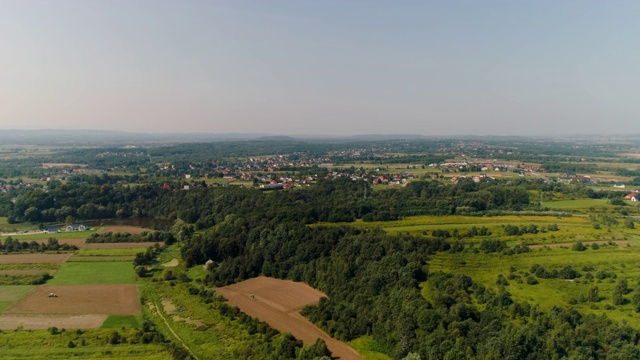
[0,253,72,264]
[0,314,107,330]
[98,226,152,235]
[5,284,140,315]
[529,240,630,249]
[217,276,363,360]
[84,242,159,249]
[161,298,178,314]
[162,258,179,267]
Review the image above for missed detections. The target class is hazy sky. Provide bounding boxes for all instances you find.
[2,1,640,136]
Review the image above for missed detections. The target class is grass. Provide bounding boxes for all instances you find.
[0,229,99,241]
[543,199,613,210]
[0,301,13,313]
[0,217,38,233]
[316,214,640,246]
[348,336,391,360]
[75,248,144,256]
[0,274,51,286]
[67,256,134,262]
[101,315,143,329]
[0,328,170,359]
[0,285,35,301]
[0,285,35,314]
[47,261,135,285]
[0,263,58,270]
[427,242,640,327]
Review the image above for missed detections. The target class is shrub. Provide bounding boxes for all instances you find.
[572,241,587,251]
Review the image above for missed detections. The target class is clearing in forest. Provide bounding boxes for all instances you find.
[217,276,363,360]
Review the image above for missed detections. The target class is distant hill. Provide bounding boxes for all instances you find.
[0,129,269,145]
[5,129,635,146]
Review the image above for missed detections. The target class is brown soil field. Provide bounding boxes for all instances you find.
[84,242,159,249]
[0,269,53,275]
[42,163,87,168]
[217,276,362,360]
[529,240,630,249]
[0,314,107,330]
[0,253,71,264]
[98,226,153,234]
[6,284,140,315]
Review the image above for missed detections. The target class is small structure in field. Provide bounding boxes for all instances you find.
[46,226,59,233]
[203,259,214,270]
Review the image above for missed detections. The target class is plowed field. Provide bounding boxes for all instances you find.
[0,253,72,264]
[0,314,107,330]
[217,276,362,360]
[5,284,140,315]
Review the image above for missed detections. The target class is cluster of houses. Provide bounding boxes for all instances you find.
[428,162,530,173]
[45,224,89,233]
[0,181,35,193]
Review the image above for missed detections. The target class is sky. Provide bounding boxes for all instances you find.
[1,1,640,136]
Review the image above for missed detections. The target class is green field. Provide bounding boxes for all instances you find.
[348,336,391,360]
[75,248,144,256]
[0,217,38,233]
[0,263,58,270]
[0,328,170,359]
[101,315,143,329]
[0,229,98,241]
[428,242,640,326]
[543,199,614,210]
[0,285,35,301]
[47,261,135,285]
[318,214,640,246]
[0,285,35,314]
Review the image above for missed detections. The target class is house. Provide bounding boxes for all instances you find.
[66,224,88,231]
[203,259,214,270]
[260,183,284,190]
[46,226,59,233]
[625,193,639,201]
[614,183,626,188]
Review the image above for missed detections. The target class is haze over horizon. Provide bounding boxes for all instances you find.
[2,1,640,136]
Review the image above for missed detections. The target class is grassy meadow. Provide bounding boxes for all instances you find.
[0,228,98,241]
[101,315,143,329]
[47,261,135,285]
[0,328,170,360]
[427,237,640,327]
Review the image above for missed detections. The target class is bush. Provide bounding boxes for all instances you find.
[479,239,506,253]
[572,241,587,251]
